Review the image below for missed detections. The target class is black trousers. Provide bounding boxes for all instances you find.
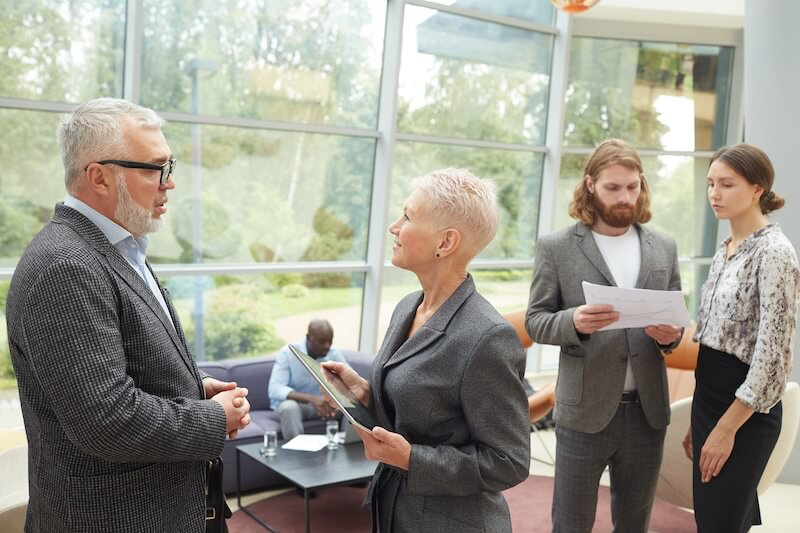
[692,345,782,533]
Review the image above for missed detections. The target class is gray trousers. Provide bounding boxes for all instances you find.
[552,402,666,533]
[276,399,320,441]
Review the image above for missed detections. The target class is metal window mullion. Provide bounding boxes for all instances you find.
[359,0,405,354]
[152,261,369,277]
[719,29,745,250]
[529,10,572,375]
[406,0,557,35]
[0,97,75,113]
[561,146,717,159]
[122,0,143,102]
[726,31,745,147]
[2,261,372,281]
[395,132,547,153]
[537,10,572,239]
[157,110,380,138]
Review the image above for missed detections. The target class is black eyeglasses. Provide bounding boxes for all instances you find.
[86,159,177,186]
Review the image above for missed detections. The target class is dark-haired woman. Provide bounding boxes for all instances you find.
[684,143,800,532]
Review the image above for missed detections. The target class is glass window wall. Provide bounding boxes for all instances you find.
[163,273,365,360]
[421,0,555,26]
[0,1,737,372]
[564,38,734,151]
[141,0,386,128]
[151,124,375,264]
[398,5,553,144]
[390,142,544,261]
[0,0,125,102]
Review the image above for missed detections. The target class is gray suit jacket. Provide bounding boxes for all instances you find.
[367,275,530,532]
[6,204,228,533]
[525,223,681,433]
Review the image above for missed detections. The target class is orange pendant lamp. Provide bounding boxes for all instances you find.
[551,0,601,14]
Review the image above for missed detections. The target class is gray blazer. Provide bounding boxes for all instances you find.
[366,275,530,533]
[6,204,228,533]
[525,223,681,433]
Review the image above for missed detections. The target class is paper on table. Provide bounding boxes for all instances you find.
[281,434,330,452]
[581,281,690,331]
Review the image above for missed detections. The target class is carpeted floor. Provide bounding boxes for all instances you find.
[228,475,696,532]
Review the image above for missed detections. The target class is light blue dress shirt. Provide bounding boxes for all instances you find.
[268,339,347,410]
[63,195,174,328]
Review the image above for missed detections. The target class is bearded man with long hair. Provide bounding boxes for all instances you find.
[526,138,683,533]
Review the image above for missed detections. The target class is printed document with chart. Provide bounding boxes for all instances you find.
[581,281,690,331]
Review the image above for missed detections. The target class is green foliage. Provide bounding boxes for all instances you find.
[0,1,125,102]
[0,201,41,261]
[321,137,375,257]
[281,283,310,299]
[171,197,242,261]
[391,142,540,260]
[185,284,283,360]
[0,280,13,380]
[138,0,381,128]
[272,273,303,288]
[0,281,9,313]
[301,207,355,288]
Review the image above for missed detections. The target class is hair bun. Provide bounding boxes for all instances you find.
[760,190,785,214]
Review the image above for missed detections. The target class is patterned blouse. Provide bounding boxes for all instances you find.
[694,223,800,413]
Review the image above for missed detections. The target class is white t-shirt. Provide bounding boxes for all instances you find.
[592,226,641,391]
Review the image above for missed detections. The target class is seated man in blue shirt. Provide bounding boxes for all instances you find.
[268,318,347,440]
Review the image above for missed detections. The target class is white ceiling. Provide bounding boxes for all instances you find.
[577,0,745,29]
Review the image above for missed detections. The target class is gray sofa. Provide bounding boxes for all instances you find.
[197,350,374,494]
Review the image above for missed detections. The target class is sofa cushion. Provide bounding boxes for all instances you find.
[247,410,281,435]
[198,362,230,383]
[226,356,275,411]
[340,350,374,380]
[231,417,268,441]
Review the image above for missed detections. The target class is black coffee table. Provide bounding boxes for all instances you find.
[235,441,378,533]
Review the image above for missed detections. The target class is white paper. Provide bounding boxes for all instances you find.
[581,281,690,331]
[280,434,330,452]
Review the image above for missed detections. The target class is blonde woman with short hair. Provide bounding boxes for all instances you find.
[323,168,530,532]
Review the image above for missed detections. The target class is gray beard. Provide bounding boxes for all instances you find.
[114,172,163,236]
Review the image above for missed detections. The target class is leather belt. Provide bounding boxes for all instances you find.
[621,390,639,403]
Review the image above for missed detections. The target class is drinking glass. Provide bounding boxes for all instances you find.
[262,429,278,456]
[326,420,339,450]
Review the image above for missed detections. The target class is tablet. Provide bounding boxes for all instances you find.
[287,344,376,433]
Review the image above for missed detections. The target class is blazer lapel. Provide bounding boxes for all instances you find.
[634,224,655,289]
[53,205,200,381]
[374,297,419,373]
[147,266,205,391]
[575,223,616,286]
[370,298,418,430]
[383,275,475,371]
[371,277,475,431]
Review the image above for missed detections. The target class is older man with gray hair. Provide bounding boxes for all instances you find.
[6,98,250,532]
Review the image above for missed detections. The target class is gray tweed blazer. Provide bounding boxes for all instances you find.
[525,223,682,433]
[367,275,530,532]
[6,204,227,533]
